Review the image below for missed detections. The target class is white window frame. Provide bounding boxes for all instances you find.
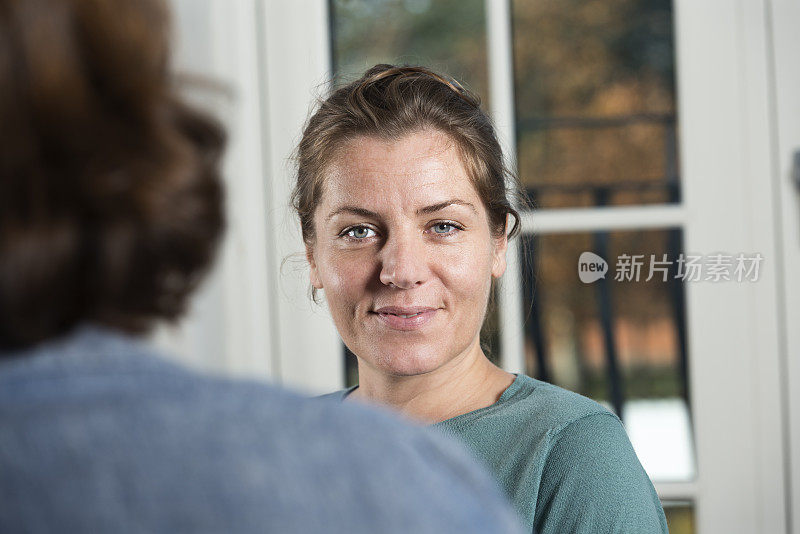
[768,1,800,532]
[670,1,788,531]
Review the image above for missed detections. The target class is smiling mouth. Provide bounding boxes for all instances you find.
[371,307,439,331]
[373,306,437,316]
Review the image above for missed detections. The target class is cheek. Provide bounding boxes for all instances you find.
[317,251,376,306]
[436,243,495,298]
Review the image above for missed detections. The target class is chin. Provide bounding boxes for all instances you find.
[370,346,448,377]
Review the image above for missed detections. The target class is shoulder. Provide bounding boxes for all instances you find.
[0,328,523,533]
[500,374,617,432]
[488,376,667,533]
[534,411,668,533]
[316,386,356,403]
[505,376,640,476]
[434,374,620,467]
[520,379,669,533]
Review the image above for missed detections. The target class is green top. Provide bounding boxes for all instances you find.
[325,374,669,533]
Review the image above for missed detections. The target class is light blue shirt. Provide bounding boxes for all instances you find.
[0,326,524,533]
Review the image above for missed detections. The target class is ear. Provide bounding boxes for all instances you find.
[306,245,324,289]
[490,215,510,279]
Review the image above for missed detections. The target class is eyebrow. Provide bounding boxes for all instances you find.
[325,206,380,222]
[416,199,478,216]
[325,200,477,222]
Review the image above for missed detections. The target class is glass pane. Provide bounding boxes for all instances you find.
[512,0,678,208]
[663,501,696,534]
[330,0,488,99]
[521,228,695,482]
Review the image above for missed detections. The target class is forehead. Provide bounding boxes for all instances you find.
[321,130,479,210]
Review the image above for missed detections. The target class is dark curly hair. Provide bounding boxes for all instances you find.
[0,0,226,350]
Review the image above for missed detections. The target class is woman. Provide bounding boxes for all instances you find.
[298,64,669,533]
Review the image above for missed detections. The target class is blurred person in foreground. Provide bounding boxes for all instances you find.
[0,1,525,532]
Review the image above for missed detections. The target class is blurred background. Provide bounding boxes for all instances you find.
[156,1,800,533]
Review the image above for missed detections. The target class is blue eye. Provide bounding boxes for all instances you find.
[345,226,376,239]
[432,223,455,234]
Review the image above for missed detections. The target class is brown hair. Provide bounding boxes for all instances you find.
[0,0,226,350]
[293,64,524,246]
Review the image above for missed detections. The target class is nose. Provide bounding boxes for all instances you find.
[379,231,430,289]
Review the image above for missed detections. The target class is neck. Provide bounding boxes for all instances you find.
[350,339,515,423]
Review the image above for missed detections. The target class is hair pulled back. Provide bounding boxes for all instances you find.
[293,64,523,245]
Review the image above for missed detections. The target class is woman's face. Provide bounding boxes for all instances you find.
[307,129,507,377]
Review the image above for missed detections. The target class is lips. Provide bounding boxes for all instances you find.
[372,306,439,331]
